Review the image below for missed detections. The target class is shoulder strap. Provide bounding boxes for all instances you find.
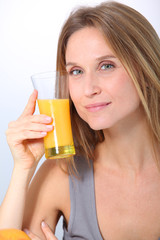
[63,156,103,240]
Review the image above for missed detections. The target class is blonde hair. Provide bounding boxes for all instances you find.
[56,1,160,168]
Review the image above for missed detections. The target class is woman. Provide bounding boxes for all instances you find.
[0,1,160,239]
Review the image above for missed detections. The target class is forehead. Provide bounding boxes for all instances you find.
[65,27,114,62]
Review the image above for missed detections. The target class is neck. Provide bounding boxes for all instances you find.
[96,111,159,174]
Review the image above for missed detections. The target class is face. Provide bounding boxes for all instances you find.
[65,27,141,131]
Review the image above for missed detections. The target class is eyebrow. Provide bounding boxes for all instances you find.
[66,55,117,67]
[97,55,116,61]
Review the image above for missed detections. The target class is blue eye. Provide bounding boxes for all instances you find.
[101,63,114,70]
[70,69,83,76]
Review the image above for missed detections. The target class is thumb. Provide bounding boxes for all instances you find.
[19,90,38,119]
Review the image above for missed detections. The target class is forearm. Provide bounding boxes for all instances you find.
[0,165,36,229]
[0,90,48,229]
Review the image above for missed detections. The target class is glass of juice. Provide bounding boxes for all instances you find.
[31,71,75,159]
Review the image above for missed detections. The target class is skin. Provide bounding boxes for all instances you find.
[24,221,58,239]
[66,27,160,239]
[1,26,160,240]
[0,91,69,239]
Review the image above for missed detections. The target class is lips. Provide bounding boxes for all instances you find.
[85,102,111,112]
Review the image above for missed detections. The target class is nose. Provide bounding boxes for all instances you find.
[83,72,101,97]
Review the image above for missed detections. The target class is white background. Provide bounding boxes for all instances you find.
[0,0,159,239]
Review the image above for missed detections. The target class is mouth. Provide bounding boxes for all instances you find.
[85,102,112,112]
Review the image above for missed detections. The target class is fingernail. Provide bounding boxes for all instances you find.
[46,125,53,129]
[23,228,30,234]
[41,131,47,135]
[45,116,52,122]
[41,221,47,228]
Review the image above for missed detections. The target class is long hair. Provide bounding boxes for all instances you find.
[56,1,160,168]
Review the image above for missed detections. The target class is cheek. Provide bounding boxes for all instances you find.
[109,71,138,98]
[69,83,77,103]
[69,82,81,108]
[114,76,140,110]
[106,71,141,116]
[69,83,87,120]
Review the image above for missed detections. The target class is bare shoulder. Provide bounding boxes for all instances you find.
[23,159,70,237]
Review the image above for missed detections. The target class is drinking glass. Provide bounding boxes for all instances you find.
[31,71,75,159]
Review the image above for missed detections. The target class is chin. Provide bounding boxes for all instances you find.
[87,120,112,131]
[79,113,113,130]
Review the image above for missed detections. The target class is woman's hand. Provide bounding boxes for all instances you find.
[6,90,53,170]
[24,221,58,240]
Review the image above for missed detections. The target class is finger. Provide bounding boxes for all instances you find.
[8,115,53,130]
[9,121,53,134]
[7,118,53,140]
[23,229,40,240]
[19,90,38,119]
[41,221,58,240]
[30,115,53,124]
[25,122,53,133]
[15,129,48,140]
[6,129,47,145]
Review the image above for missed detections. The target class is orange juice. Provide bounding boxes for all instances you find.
[38,99,75,159]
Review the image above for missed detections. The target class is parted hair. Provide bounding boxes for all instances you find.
[56,1,160,168]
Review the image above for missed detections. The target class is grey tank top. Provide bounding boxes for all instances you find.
[63,156,103,240]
